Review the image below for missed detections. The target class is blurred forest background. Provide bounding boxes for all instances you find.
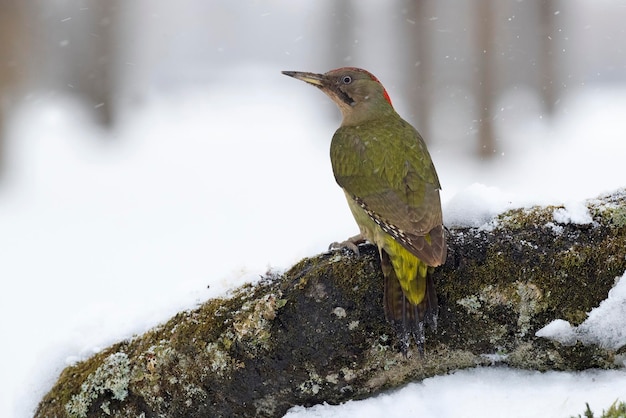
[0,0,625,179]
[2,3,626,415]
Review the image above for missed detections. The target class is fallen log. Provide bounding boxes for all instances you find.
[35,190,626,418]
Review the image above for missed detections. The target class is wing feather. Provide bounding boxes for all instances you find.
[331,117,446,265]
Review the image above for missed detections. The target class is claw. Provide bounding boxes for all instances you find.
[329,240,361,255]
[328,234,366,256]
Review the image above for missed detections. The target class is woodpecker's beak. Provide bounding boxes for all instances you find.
[282,71,326,87]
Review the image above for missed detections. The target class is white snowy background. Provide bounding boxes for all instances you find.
[1,1,626,417]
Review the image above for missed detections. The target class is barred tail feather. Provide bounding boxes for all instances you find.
[381,250,438,356]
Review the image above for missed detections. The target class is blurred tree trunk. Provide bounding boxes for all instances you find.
[0,0,26,179]
[404,0,433,143]
[330,0,354,66]
[539,0,558,116]
[29,0,120,128]
[75,0,119,127]
[476,0,497,158]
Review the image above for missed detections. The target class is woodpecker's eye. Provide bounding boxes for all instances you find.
[342,75,352,85]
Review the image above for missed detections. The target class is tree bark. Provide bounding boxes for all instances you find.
[36,190,626,418]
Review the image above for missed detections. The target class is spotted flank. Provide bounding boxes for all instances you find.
[353,195,414,249]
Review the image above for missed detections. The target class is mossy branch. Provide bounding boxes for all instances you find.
[36,190,626,418]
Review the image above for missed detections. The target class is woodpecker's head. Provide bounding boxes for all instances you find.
[282,67,394,125]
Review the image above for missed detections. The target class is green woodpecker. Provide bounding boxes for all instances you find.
[282,67,446,354]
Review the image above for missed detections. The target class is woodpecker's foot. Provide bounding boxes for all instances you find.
[328,234,366,256]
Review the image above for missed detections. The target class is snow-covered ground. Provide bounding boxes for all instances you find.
[285,368,626,418]
[1,73,625,417]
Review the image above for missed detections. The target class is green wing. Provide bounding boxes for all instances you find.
[330,116,446,265]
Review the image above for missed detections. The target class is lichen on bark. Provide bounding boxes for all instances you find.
[35,190,626,418]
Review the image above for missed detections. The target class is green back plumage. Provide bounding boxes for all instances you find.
[330,113,445,265]
[331,114,440,193]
